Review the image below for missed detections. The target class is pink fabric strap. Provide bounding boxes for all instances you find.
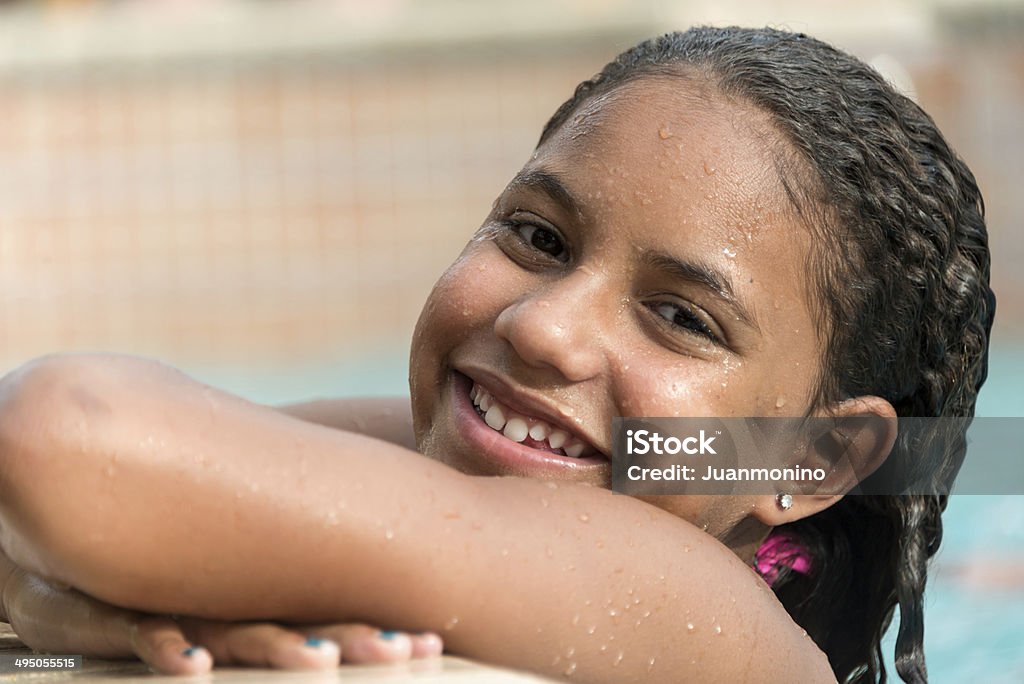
[754,531,813,586]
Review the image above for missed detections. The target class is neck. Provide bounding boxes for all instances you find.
[721,515,772,566]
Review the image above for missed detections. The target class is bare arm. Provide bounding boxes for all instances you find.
[276,397,416,451]
[0,354,833,683]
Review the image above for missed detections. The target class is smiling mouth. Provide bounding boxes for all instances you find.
[468,382,603,459]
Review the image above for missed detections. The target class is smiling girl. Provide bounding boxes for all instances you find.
[0,27,994,683]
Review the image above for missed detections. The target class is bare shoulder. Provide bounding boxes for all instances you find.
[277,396,415,450]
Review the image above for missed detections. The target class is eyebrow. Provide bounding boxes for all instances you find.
[506,169,586,220]
[643,252,761,333]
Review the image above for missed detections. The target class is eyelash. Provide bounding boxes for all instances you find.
[500,218,570,263]
[645,301,722,346]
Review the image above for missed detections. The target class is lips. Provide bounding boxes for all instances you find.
[449,370,610,477]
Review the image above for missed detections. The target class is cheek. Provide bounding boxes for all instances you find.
[613,355,741,417]
[411,246,514,362]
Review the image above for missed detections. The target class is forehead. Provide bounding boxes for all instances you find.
[537,77,792,234]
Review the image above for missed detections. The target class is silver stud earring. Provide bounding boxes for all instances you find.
[776,493,793,511]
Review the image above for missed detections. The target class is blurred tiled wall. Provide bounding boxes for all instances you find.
[0,2,1020,371]
[0,45,623,366]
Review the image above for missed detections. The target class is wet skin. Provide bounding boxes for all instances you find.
[410,77,825,540]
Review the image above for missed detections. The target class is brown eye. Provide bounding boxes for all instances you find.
[649,301,719,343]
[514,223,569,262]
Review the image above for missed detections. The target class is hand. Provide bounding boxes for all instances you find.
[0,550,442,674]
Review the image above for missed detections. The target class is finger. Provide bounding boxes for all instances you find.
[305,624,416,664]
[410,632,444,658]
[131,616,213,675]
[181,620,340,670]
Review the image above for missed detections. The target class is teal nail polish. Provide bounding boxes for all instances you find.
[379,630,400,641]
[305,637,325,648]
[182,646,200,657]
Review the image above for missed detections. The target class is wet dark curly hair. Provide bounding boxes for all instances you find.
[539,27,996,683]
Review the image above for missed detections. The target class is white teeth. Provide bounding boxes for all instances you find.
[503,417,529,442]
[564,442,586,458]
[470,382,598,458]
[529,422,550,441]
[484,404,506,430]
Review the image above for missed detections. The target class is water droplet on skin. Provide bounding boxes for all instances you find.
[609,608,620,618]
[443,616,460,630]
[658,127,671,139]
[461,308,470,317]
[715,624,723,635]
[647,657,657,672]
[545,481,559,490]
[578,513,590,523]
[686,622,696,632]
[703,161,716,175]
[563,662,577,676]
[613,651,624,666]
[571,614,581,626]
[501,548,509,557]
[540,498,550,508]
[776,396,787,408]
[723,246,737,258]
[385,529,395,540]
[587,625,597,635]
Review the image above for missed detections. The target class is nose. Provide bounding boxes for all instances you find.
[493,270,606,382]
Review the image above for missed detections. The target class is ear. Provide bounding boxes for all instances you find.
[751,395,897,526]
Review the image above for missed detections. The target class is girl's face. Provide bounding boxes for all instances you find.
[409,78,825,533]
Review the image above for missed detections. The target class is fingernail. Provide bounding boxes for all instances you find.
[378,630,400,641]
